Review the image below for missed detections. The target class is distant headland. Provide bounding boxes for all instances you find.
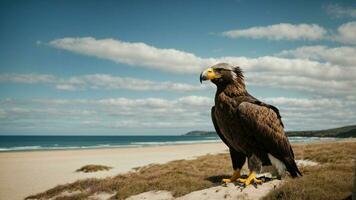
[184,124,356,138]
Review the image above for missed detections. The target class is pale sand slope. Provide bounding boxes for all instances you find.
[126,180,283,200]
[0,143,227,200]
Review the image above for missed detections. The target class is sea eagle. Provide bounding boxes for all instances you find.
[200,63,301,186]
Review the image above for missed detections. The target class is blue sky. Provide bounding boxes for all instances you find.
[0,0,355,135]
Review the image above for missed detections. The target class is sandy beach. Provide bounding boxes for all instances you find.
[0,143,227,200]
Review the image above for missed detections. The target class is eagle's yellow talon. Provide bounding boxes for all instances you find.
[222,169,241,183]
[222,178,232,183]
[254,178,262,184]
[238,171,262,186]
[238,178,247,182]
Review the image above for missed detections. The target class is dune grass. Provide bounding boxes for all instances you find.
[76,164,112,173]
[26,140,356,200]
[263,141,356,200]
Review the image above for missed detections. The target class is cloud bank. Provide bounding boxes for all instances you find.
[43,35,356,133]
[1,96,355,133]
[48,37,356,98]
[325,4,356,18]
[333,21,356,44]
[277,45,356,67]
[0,73,203,92]
[222,22,356,44]
[222,23,327,40]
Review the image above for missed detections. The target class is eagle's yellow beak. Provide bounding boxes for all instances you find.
[200,68,220,83]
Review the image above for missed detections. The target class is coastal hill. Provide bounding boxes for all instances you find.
[185,124,356,138]
[184,131,217,136]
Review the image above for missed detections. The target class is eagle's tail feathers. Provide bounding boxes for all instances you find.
[285,157,302,178]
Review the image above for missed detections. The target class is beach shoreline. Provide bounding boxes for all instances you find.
[0,140,221,153]
[1,138,355,200]
[0,135,350,153]
[0,142,227,200]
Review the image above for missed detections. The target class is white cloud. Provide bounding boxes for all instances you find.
[177,96,213,106]
[0,74,56,84]
[248,73,356,96]
[221,56,355,80]
[1,96,213,116]
[94,96,212,109]
[262,96,356,130]
[4,107,96,121]
[277,45,356,67]
[222,23,327,40]
[55,84,77,91]
[221,56,356,97]
[49,37,211,74]
[0,109,6,118]
[222,22,356,45]
[0,73,203,92]
[65,74,203,91]
[263,97,343,109]
[333,21,356,44]
[325,4,356,18]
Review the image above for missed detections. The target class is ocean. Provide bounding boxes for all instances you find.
[0,135,341,152]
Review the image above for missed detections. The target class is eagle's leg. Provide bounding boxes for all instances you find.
[238,171,262,185]
[222,169,241,183]
[238,154,263,186]
[222,148,245,183]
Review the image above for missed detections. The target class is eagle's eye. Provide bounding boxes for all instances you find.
[214,68,228,75]
[212,68,221,75]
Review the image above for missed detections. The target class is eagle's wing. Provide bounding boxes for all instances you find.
[237,102,301,177]
[212,106,246,170]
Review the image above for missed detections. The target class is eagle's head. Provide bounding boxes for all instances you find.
[200,63,245,87]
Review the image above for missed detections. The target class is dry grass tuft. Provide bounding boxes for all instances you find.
[75,164,113,173]
[26,140,356,200]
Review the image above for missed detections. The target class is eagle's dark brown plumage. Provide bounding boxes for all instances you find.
[200,63,301,185]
